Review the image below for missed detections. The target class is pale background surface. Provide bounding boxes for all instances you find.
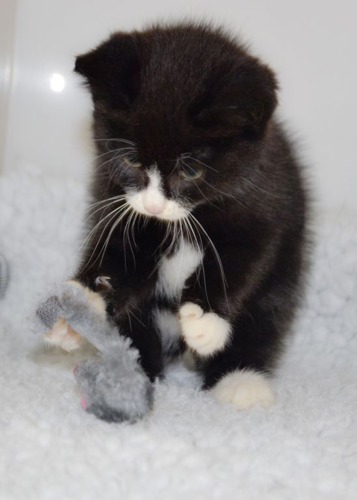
[1,0,356,211]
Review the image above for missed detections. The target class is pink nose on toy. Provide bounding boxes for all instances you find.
[80,397,88,410]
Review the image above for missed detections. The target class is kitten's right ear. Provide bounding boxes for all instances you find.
[191,56,278,140]
[74,33,141,108]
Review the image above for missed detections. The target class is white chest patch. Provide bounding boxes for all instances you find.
[156,239,203,300]
[152,308,181,355]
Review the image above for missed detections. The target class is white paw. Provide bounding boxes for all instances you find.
[178,302,231,356]
[211,370,275,410]
[44,318,84,352]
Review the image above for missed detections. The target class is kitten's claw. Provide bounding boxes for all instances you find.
[178,302,231,356]
[94,275,113,292]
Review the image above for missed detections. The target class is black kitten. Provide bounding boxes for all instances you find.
[71,23,308,410]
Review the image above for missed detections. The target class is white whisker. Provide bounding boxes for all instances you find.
[188,213,229,309]
[98,205,132,266]
[183,215,211,309]
[127,211,137,263]
[86,195,127,210]
[149,220,179,278]
[181,160,223,211]
[242,177,289,199]
[93,138,136,146]
[184,154,219,173]
[130,212,140,249]
[80,204,130,270]
[81,203,128,248]
[85,197,127,222]
[94,147,136,168]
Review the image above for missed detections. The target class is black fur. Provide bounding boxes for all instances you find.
[73,23,308,389]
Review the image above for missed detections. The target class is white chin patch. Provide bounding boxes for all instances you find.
[125,169,189,221]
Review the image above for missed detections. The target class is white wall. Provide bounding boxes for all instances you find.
[2,0,357,211]
[0,0,17,173]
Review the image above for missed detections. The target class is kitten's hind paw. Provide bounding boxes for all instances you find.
[211,370,275,410]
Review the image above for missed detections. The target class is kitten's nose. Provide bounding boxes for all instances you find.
[143,202,166,215]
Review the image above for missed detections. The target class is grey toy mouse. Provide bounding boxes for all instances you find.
[37,282,154,423]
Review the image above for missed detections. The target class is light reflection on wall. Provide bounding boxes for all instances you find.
[50,73,66,93]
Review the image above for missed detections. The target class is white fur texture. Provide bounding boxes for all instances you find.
[153,308,180,354]
[0,172,356,500]
[179,302,231,356]
[156,239,202,299]
[211,370,275,409]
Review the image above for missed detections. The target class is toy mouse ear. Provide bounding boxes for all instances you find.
[74,33,141,107]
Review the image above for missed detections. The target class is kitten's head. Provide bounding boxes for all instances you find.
[75,23,278,221]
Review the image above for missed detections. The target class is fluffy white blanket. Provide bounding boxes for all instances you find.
[0,171,356,500]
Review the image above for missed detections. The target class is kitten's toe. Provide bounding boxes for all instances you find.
[179,302,204,321]
[44,318,84,352]
[179,302,231,356]
[211,370,275,410]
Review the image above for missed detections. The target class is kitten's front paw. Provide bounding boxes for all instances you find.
[211,370,275,410]
[44,318,84,352]
[178,302,231,356]
[42,280,106,352]
[62,280,107,319]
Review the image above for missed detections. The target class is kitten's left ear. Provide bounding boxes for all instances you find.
[192,56,278,139]
[74,33,141,108]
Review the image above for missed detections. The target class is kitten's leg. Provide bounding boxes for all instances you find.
[113,303,164,381]
[68,269,164,379]
[49,282,164,381]
[179,303,278,409]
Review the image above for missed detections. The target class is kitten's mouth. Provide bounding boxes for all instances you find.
[125,193,190,221]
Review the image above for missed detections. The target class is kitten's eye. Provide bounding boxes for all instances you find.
[122,157,141,168]
[178,161,205,181]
